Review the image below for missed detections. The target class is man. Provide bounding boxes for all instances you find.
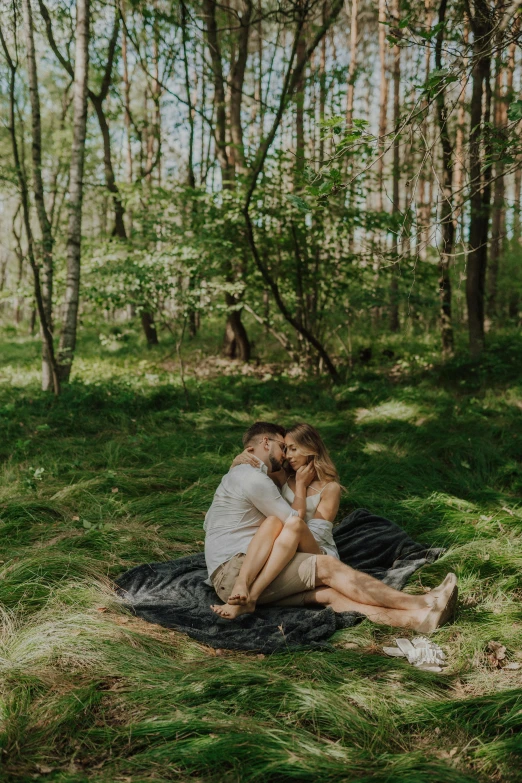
[204,422,458,632]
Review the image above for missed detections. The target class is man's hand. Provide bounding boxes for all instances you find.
[295,462,316,488]
[230,447,258,470]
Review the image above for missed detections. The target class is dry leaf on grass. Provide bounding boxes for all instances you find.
[486,641,506,667]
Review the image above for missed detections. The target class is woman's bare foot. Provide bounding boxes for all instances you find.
[210,600,256,620]
[425,573,456,607]
[227,580,250,605]
[416,574,458,634]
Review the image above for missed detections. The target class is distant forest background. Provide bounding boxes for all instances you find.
[1,0,521,393]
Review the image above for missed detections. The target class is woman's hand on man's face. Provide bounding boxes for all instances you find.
[295,462,316,487]
[230,447,258,469]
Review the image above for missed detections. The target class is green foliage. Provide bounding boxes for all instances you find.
[0,330,521,781]
[508,99,522,122]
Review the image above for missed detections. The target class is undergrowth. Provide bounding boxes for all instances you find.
[0,327,521,782]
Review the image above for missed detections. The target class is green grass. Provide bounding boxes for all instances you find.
[1,326,522,782]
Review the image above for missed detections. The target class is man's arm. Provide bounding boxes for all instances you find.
[245,470,304,520]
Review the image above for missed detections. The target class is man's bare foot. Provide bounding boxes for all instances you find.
[227,580,250,605]
[416,574,458,634]
[211,600,256,620]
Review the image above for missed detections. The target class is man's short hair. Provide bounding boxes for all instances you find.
[242,421,286,447]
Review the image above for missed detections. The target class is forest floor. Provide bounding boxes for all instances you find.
[1,325,522,782]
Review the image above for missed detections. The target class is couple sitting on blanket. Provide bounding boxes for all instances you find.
[204,421,458,632]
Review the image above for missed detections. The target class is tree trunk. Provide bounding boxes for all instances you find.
[222,296,250,361]
[487,38,513,318]
[377,0,388,211]
[318,5,327,166]
[202,0,250,358]
[418,0,432,260]
[229,0,252,175]
[141,311,159,346]
[202,0,234,185]
[22,0,55,389]
[181,0,196,189]
[57,0,90,382]
[454,23,468,232]
[0,22,60,394]
[121,0,133,188]
[510,165,521,318]
[466,0,493,357]
[435,0,454,357]
[389,0,401,333]
[295,32,306,184]
[91,96,127,240]
[345,0,358,129]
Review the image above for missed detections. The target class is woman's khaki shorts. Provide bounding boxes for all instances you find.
[212,553,317,606]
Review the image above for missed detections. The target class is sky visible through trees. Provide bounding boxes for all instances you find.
[1,0,521,390]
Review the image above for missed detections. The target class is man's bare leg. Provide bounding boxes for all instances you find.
[313,558,458,632]
[315,556,450,609]
[277,582,457,632]
[227,516,284,605]
[212,517,319,619]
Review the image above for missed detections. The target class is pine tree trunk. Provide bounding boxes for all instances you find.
[466,0,493,357]
[377,0,388,211]
[418,0,432,260]
[487,39,513,318]
[435,0,454,357]
[454,24,468,231]
[57,0,90,382]
[389,0,401,333]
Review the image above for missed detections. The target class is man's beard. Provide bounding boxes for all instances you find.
[269,454,283,472]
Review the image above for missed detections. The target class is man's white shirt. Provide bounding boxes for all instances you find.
[204,459,297,580]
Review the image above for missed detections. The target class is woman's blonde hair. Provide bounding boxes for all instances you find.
[286,423,339,484]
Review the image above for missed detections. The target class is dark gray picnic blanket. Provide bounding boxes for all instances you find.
[116,508,444,653]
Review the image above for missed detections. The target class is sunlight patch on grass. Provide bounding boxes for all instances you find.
[361,440,408,458]
[355,401,422,424]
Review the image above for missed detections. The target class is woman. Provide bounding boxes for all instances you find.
[278,423,341,560]
[211,423,342,619]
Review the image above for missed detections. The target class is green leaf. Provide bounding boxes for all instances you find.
[508,100,522,122]
[287,195,311,212]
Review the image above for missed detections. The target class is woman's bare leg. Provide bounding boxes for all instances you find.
[227,515,283,605]
[248,517,320,601]
[212,517,320,619]
[278,587,427,629]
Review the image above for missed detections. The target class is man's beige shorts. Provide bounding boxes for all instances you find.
[211,552,317,606]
